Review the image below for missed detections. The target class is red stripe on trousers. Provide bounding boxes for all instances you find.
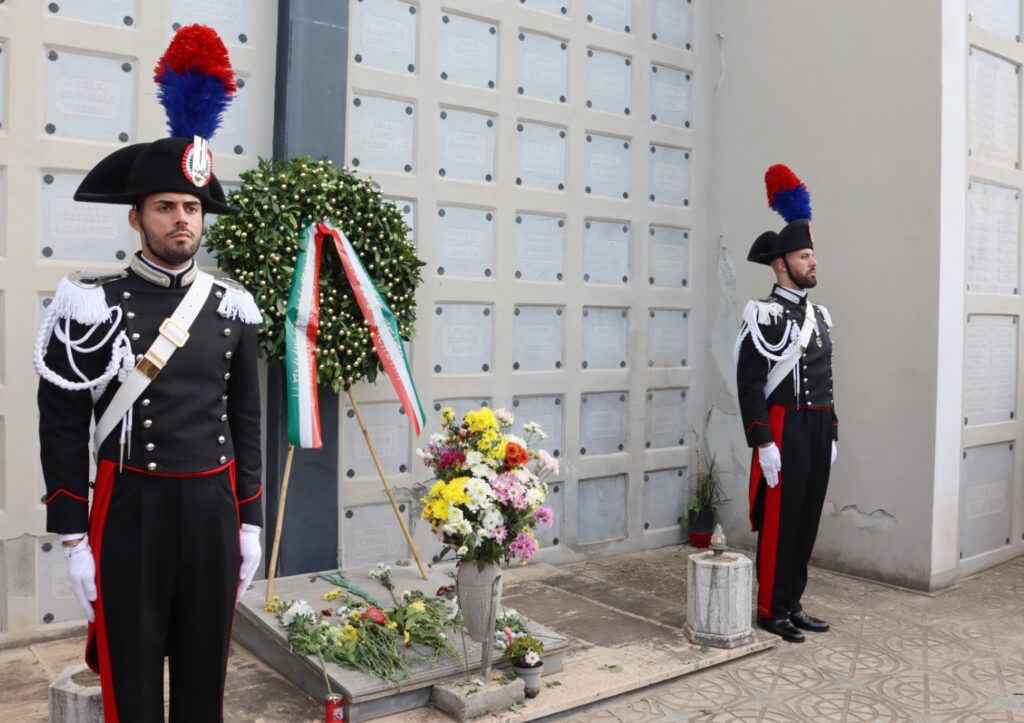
[756,405,787,620]
[86,460,120,723]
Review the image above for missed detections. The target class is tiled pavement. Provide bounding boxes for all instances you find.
[3,547,1024,721]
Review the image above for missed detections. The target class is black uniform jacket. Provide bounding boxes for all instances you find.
[736,285,838,448]
[39,254,263,534]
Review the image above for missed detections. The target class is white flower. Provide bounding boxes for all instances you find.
[506,433,526,448]
[523,421,548,440]
[525,487,545,506]
[400,590,412,601]
[281,600,315,626]
[494,408,514,426]
[513,468,532,483]
[415,448,428,459]
[465,450,484,467]
[447,507,465,524]
[472,463,497,480]
[430,433,446,445]
[457,545,468,555]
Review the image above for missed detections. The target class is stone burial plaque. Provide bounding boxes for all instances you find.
[969,0,1021,42]
[512,305,564,371]
[968,48,1020,169]
[582,219,630,284]
[432,303,494,374]
[960,442,1014,559]
[431,397,492,435]
[586,47,632,116]
[650,64,693,128]
[649,225,689,287]
[438,108,496,182]
[435,205,494,278]
[384,196,417,245]
[587,0,631,33]
[37,537,90,625]
[41,172,130,262]
[651,0,693,50]
[648,308,689,368]
[649,145,692,206]
[579,391,628,456]
[645,388,687,449]
[215,72,248,156]
[522,0,568,17]
[578,474,627,544]
[518,32,568,103]
[44,48,135,143]
[171,0,250,44]
[512,394,564,460]
[439,12,498,89]
[47,0,136,26]
[533,479,563,548]
[967,182,1020,295]
[341,503,412,569]
[643,467,687,531]
[585,133,631,199]
[581,306,629,369]
[515,213,565,282]
[350,94,415,174]
[516,121,566,190]
[0,41,6,130]
[342,400,410,479]
[352,0,418,75]
[963,314,1018,425]
[0,170,5,255]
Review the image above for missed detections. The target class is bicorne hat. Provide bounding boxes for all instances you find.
[74,25,238,215]
[747,164,813,265]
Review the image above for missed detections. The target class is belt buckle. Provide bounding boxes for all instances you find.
[159,317,190,348]
[136,350,166,380]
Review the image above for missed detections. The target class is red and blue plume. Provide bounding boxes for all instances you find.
[153,24,236,140]
[764,164,812,223]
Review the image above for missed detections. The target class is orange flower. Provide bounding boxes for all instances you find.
[505,443,529,467]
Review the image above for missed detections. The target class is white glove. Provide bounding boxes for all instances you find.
[62,534,96,622]
[237,524,262,601]
[758,443,782,489]
[831,441,837,466]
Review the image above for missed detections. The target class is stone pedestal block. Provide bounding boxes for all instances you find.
[49,664,104,722]
[431,677,525,721]
[684,551,755,649]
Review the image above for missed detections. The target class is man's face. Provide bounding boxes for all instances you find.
[783,248,817,289]
[128,193,204,268]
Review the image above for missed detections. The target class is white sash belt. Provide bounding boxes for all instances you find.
[764,305,817,398]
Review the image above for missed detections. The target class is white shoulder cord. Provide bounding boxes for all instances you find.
[33,305,132,393]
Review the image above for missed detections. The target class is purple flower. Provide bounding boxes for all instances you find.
[437,450,466,472]
[509,531,539,563]
[533,506,554,527]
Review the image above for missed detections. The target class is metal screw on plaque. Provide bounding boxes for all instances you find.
[239,34,248,43]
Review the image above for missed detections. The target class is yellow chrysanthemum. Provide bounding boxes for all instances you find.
[386,621,398,630]
[428,498,450,521]
[440,477,470,506]
[465,408,498,434]
[441,406,455,423]
[322,588,342,602]
[409,600,426,613]
[342,624,360,641]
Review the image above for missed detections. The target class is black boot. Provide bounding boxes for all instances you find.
[757,616,805,643]
[790,610,829,632]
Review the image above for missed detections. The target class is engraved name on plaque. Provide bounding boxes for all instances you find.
[513,306,564,371]
[582,219,630,284]
[651,0,692,50]
[645,388,687,449]
[518,32,568,103]
[42,172,129,261]
[967,182,1020,295]
[517,122,566,189]
[515,213,565,281]
[651,64,693,128]
[351,95,415,173]
[436,206,494,278]
[580,392,628,455]
[172,0,250,42]
[649,145,691,206]
[648,309,689,367]
[963,315,1018,425]
[45,49,135,143]
[438,109,495,181]
[581,307,629,369]
[343,402,409,478]
[433,303,494,374]
[585,133,630,198]
[969,49,1020,169]
[353,0,417,74]
[649,226,690,288]
[439,13,497,89]
[587,0,631,33]
[587,48,631,115]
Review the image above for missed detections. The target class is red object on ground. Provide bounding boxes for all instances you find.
[689,531,712,548]
[324,693,344,721]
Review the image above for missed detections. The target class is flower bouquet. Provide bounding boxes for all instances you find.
[418,406,557,569]
[501,626,546,697]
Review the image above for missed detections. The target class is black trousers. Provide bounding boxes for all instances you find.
[86,461,239,723]
[749,406,832,620]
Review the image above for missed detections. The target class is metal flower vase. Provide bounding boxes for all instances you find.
[456,561,503,677]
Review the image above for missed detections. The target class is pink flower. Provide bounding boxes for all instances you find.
[538,450,559,476]
[361,607,388,625]
[437,450,466,472]
[492,524,509,543]
[504,626,515,646]
[509,531,539,563]
[523,650,541,666]
[533,506,554,527]
[493,474,529,510]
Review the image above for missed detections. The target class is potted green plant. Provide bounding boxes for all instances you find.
[680,450,731,548]
[501,628,545,698]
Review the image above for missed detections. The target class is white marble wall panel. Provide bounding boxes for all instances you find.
[438,109,495,182]
[645,388,687,449]
[48,0,137,26]
[171,0,251,44]
[41,172,130,262]
[969,0,1021,41]
[439,12,498,89]
[961,442,1014,558]
[579,391,628,455]
[586,48,632,116]
[649,144,691,206]
[342,503,411,568]
[435,205,494,278]
[384,196,417,245]
[585,133,631,199]
[650,64,692,128]
[643,467,687,530]
[0,168,5,256]
[36,538,87,624]
[968,49,1020,169]
[342,401,411,478]
[352,0,418,75]
[0,42,6,131]
[963,314,1018,425]
[350,95,416,174]
[515,213,565,282]
[432,302,493,374]
[512,394,564,460]
[651,0,693,50]
[522,0,568,18]
[581,306,629,369]
[578,474,627,543]
[517,32,568,103]
[216,73,248,156]
[516,121,566,190]
[587,0,631,33]
[648,225,689,288]
[44,48,135,144]
[582,219,630,284]
[648,308,689,367]
[533,479,562,548]
[513,305,564,371]
[967,182,1020,294]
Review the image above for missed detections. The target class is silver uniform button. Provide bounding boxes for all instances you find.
[143,420,153,428]
[141,398,151,407]
[224,351,233,359]
[223,372,231,380]
[126,311,136,319]
[217,435,226,444]
[223,328,231,337]
[219,455,228,464]
[122,291,131,300]
[131,332,140,341]
[219,311,229,318]
[147,462,157,471]
[145,443,155,451]
[220,414,228,422]
[221,394,228,401]
[215,290,224,299]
